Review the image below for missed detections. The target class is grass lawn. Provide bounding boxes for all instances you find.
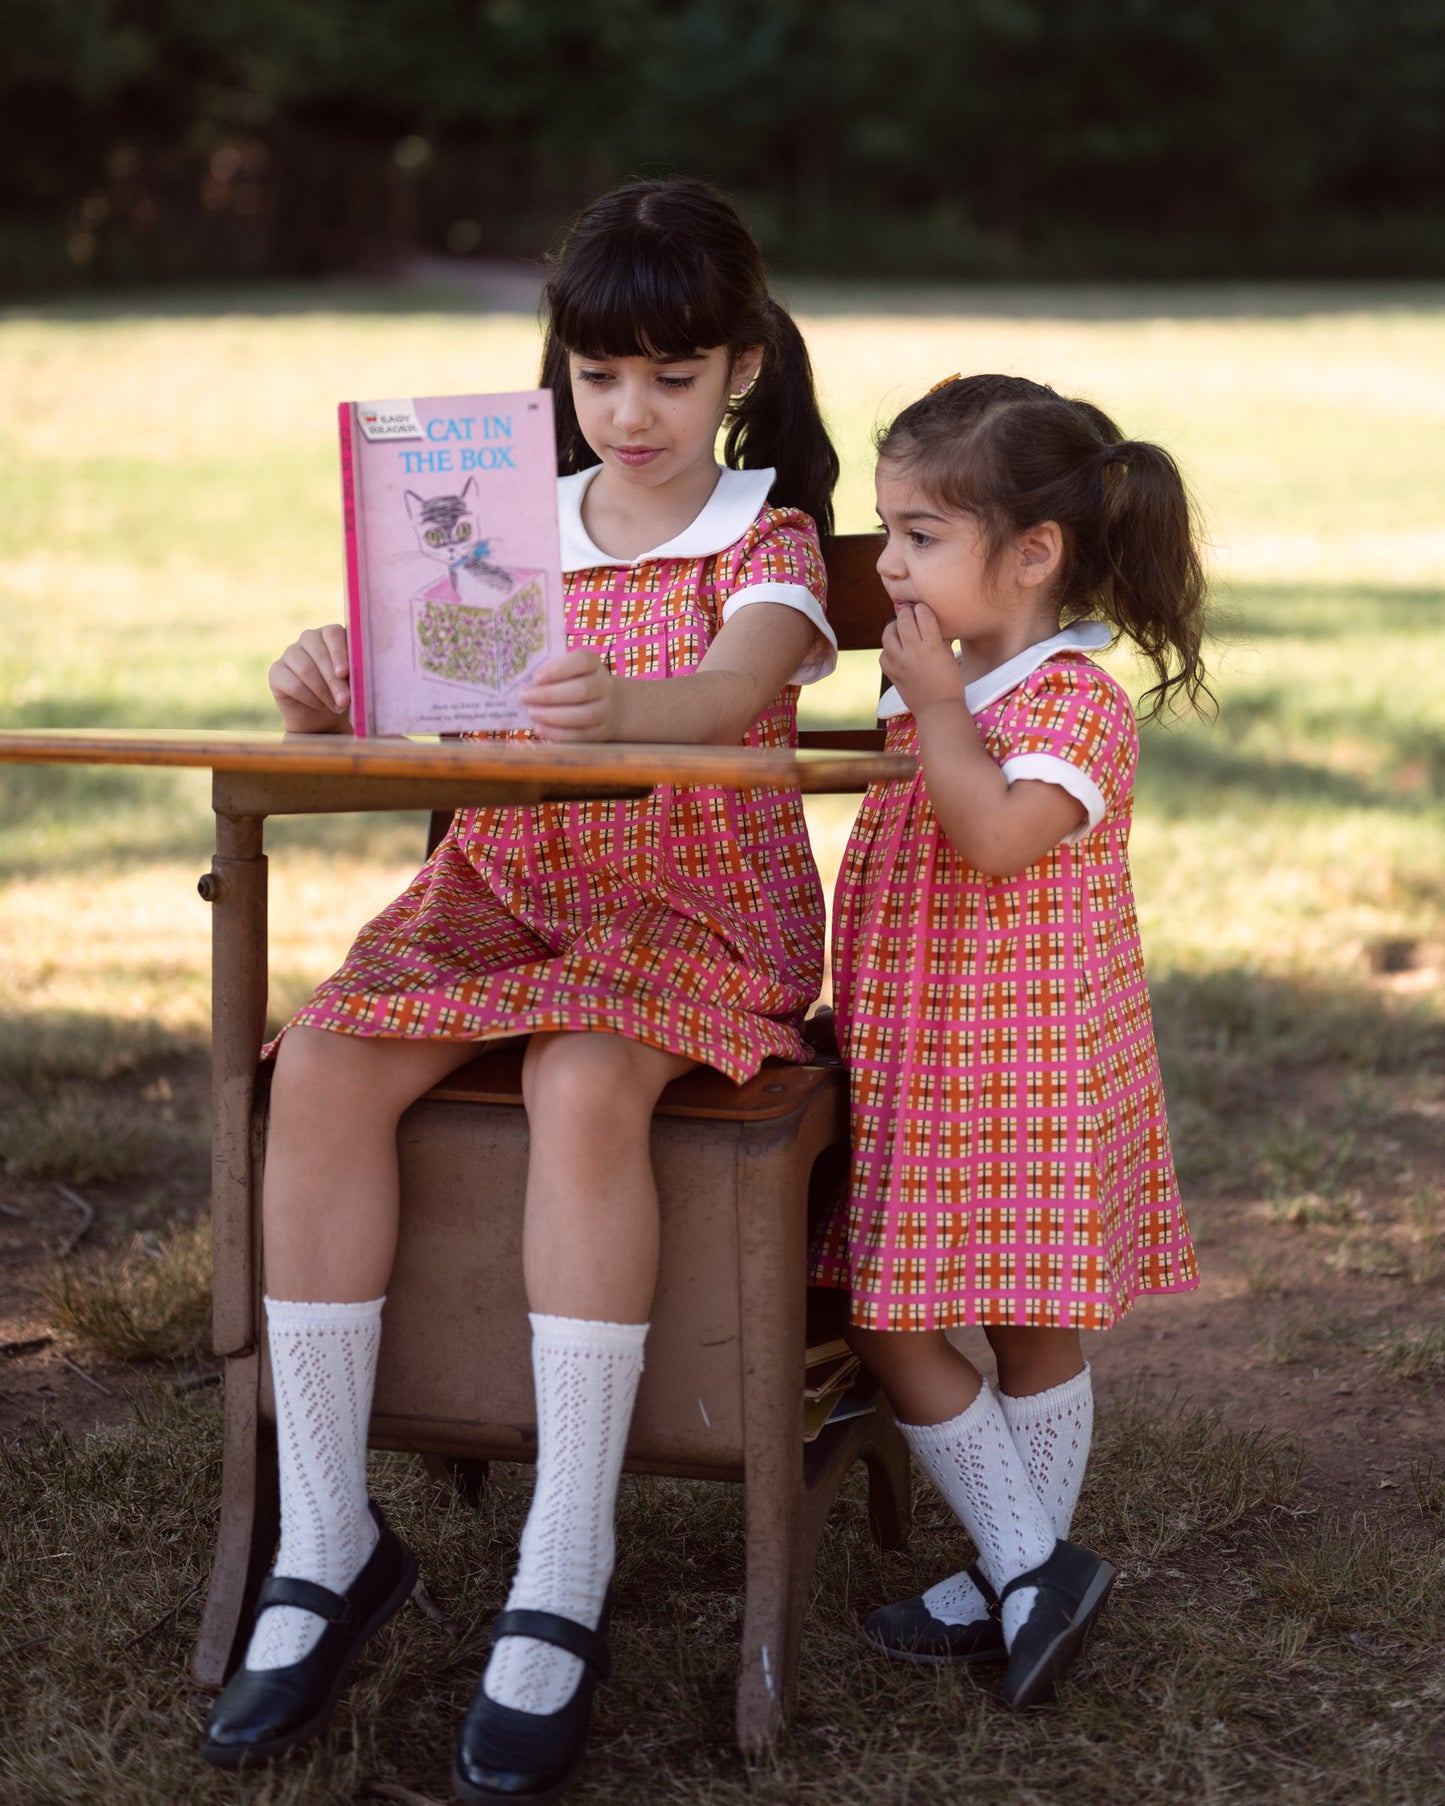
[0,278,1442,1804]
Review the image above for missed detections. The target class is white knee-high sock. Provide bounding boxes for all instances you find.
[920,1364,1093,1628]
[243,1295,383,1671]
[483,1313,647,1715]
[1000,1363,1094,1536]
[901,1382,1056,1647]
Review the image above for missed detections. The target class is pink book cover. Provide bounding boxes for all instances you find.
[339,390,564,736]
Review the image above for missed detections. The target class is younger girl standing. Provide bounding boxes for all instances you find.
[202,178,839,1801]
[811,373,1208,1710]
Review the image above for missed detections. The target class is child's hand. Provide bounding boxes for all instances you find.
[880,603,966,717]
[268,625,353,733]
[522,649,620,741]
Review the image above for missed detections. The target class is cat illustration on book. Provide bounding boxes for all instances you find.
[404,478,548,692]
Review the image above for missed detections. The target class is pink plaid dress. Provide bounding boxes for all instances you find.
[272,467,835,1082]
[811,629,1198,1331]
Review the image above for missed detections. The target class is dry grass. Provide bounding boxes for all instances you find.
[3,1389,1440,1806]
[43,1220,212,1362]
[1372,1327,1445,1383]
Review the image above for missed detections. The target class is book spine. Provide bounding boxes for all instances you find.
[337,402,369,737]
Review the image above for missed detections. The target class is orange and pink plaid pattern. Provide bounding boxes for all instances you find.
[272,507,828,1081]
[811,656,1198,1331]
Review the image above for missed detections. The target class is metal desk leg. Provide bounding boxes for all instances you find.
[193,804,274,1686]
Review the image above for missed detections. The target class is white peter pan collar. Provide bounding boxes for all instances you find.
[558,464,776,572]
[877,620,1113,719]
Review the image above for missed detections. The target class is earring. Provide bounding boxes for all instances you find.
[730,377,757,401]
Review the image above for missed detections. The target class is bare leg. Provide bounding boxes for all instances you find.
[477,1031,692,1717]
[263,1026,480,1301]
[519,1030,693,1321]
[240,1028,479,1670]
[846,1324,981,1427]
[862,1325,1094,1656]
[985,1325,1085,1398]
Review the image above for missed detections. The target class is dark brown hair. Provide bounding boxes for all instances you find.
[879,373,1210,716]
[539,178,839,534]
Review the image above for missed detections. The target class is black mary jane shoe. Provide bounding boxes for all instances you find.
[999,1539,1116,1710]
[452,1605,611,1806]
[201,1503,418,1769]
[862,1561,1007,1665]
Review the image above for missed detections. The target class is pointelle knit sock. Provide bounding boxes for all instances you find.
[482,1313,647,1715]
[900,1380,1057,1648]
[919,1362,1094,1629]
[243,1294,383,1671]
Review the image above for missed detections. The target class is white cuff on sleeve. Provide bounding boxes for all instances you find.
[1000,752,1107,840]
[720,582,838,684]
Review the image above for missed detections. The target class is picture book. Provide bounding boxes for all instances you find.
[338,390,565,736]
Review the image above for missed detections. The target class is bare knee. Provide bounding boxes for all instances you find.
[522,1033,689,1139]
[271,1026,470,1136]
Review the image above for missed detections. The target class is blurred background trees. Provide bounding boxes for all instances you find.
[3,0,1442,295]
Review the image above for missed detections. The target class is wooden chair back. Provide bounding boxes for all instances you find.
[798,533,889,752]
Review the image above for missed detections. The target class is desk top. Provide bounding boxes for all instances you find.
[0,727,912,794]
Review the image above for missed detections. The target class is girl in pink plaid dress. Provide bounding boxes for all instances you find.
[203,180,840,1799]
[811,374,1209,1710]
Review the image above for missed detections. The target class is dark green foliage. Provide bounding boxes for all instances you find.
[4,0,1445,292]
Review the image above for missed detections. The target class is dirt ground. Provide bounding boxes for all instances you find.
[3,1059,1439,1533]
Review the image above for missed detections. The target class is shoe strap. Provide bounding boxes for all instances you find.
[256,1574,351,1624]
[966,1560,1000,1608]
[492,1608,611,1681]
[999,1539,1101,1607]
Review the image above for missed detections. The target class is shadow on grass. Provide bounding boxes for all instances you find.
[0,759,430,877]
[2,1384,1439,1806]
[1152,965,1444,1192]
[1212,582,1445,638]
[11,273,1445,331]
[0,1009,209,1193]
[1135,719,1445,815]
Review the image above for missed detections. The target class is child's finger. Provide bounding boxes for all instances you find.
[271,646,346,715]
[528,707,608,741]
[530,649,601,686]
[525,696,601,721]
[521,678,604,713]
[292,627,350,709]
[318,623,350,677]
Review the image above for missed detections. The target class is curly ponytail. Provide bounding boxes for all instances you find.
[1097,441,1208,715]
[878,374,1211,717]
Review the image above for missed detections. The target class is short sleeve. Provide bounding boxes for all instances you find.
[718,507,837,684]
[994,660,1137,838]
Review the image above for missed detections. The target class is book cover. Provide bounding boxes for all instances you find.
[339,391,564,736]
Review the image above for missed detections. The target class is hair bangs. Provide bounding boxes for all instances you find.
[548,231,733,360]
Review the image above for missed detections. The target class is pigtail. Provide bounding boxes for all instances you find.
[723,301,840,536]
[1097,441,1211,719]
